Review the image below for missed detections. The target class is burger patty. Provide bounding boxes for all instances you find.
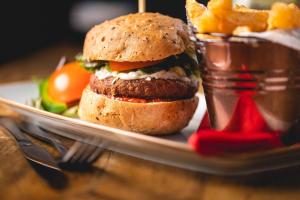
[89,74,198,100]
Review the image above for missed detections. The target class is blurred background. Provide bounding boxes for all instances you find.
[1,0,298,64]
[0,0,209,63]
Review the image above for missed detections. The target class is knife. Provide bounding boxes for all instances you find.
[0,118,61,171]
[18,121,67,156]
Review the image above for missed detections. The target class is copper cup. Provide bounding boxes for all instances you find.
[192,32,300,133]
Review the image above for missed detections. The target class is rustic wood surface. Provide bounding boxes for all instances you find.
[1,43,300,200]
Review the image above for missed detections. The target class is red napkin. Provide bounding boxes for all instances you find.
[188,95,284,156]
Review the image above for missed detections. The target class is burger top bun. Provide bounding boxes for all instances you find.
[83,12,194,62]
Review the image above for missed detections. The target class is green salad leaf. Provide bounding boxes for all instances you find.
[75,53,108,72]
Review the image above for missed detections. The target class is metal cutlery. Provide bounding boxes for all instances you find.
[60,137,105,168]
[1,117,106,170]
[18,120,106,168]
[0,118,60,171]
[22,123,107,168]
[18,121,67,156]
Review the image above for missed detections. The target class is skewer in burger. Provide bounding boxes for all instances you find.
[78,12,200,135]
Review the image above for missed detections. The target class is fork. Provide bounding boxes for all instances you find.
[59,136,106,169]
[26,125,106,168]
[16,119,106,169]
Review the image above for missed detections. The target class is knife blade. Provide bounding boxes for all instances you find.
[18,121,67,156]
[0,118,60,171]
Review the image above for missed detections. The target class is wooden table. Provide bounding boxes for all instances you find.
[1,43,300,200]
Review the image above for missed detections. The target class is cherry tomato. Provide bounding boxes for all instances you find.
[109,60,163,72]
[48,62,91,104]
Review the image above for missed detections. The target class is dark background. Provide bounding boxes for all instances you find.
[0,0,207,63]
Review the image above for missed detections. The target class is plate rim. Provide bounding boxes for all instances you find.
[0,96,194,152]
[2,81,300,175]
[1,87,300,160]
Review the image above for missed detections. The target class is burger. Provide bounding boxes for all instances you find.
[78,12,200,135]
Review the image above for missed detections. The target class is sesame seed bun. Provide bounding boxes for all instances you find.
[83,12,194,62]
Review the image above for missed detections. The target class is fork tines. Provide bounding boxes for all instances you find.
[60,137,105,169]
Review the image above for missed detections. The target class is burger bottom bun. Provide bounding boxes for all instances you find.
[78,87,199,135]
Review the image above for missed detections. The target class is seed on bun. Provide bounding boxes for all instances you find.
[78,12,200,135]
[83,12,194,62]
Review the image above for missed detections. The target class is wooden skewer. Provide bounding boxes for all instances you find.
[138,0,146,13]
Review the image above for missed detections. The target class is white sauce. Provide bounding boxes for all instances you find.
[95,67,198,86]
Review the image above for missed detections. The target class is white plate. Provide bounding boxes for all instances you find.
[1,81,300,176]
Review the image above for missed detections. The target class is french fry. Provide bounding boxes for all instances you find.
[186,0,206,29]
[186,0,268,34]
[268,3,300,30]
[207,0,232,17]
[199,10,235,33]
[231,5,269,32]
[187,0,235,33]
[233,26,252,35]
[195,6,268,33]
[186,0,298,35]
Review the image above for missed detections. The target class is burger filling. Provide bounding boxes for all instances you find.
[76,53,200,102]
